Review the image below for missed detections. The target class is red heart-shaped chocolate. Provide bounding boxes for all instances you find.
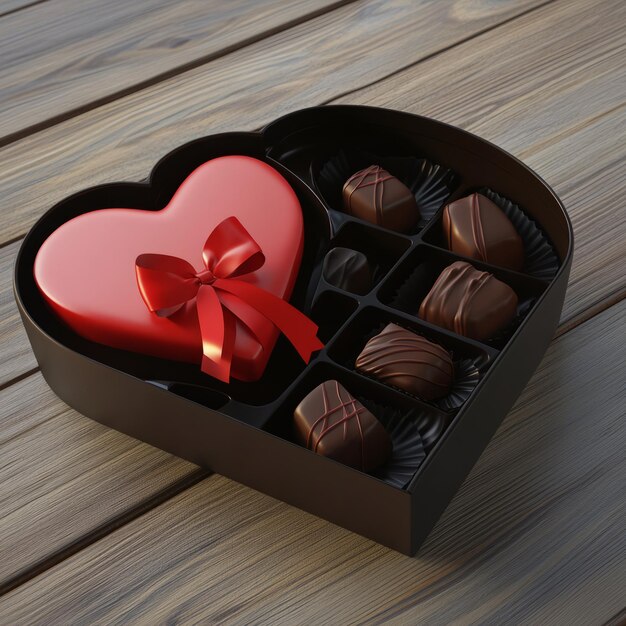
[34,156,304,381]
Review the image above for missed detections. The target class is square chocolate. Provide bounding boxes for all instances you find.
[342,165,419,233]
[293,380,392,472]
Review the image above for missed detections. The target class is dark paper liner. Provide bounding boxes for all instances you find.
[314,150,458,229]
[352,322,484,412]
[487,296,536,346]
[389,264,537,349]
[479,188,560,280]
[360,401,433,489]
[436,357,481,412]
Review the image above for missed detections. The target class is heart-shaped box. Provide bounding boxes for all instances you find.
[33,155,307,382]
[15,107,573,555]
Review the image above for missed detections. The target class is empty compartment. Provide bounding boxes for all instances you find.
[310,290,359,342]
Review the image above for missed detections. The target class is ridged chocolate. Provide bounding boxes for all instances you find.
[323,247,371,294]
[443,193,524,271]
[293,380,392,472]
[418,261,518,341]
[342,165,419,233]
[355,323,454,401]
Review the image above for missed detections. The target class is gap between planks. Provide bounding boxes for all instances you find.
[0,468,211,596]
[313,0,556,108]
[0,0,359,149]
[0,0,552,151]
[0,0,46,20]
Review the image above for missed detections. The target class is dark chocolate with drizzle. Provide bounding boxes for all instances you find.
[356,323,454,401]
[293,380,392,472]
[342,165,419,233]
[442,193,524,271]
[418,261,518,341]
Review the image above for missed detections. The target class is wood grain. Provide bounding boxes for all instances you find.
[0,0,623,387]
[0,0,349,143]
[1,300,623,624]
[0,372,195,587]
[0,0,548,245]
[0,241,36,387]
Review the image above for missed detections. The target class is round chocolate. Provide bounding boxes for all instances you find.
[323,247,371,294]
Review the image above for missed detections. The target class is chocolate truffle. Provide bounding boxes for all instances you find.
[419,261,518,341]
[442,193,524,271]
[342,165,419,233]
[294,380,392,472]
[323,247,371,294]
[355,323,454,401]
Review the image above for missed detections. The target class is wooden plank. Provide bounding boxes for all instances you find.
[0,0,623,385]
[0,372,196,587]
[0,0,549,245]
[0,241,36,387]
[0,0,349,144]
[1,300,623,623]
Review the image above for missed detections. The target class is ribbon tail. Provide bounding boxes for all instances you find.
[196,286,236,383]
[215,279,324,363]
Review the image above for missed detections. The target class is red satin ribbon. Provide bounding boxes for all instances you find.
[135,216,323,382]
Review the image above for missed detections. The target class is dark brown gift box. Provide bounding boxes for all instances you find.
[14,106,573,555]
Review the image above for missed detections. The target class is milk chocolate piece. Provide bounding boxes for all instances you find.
[294,380,392,472]
[356,323,454,401]
[419,261,518,341]
[443,193,524,271]
[342,165,419,233]
[323,247,371,294]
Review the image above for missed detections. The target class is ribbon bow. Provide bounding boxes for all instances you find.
[135,217,323,382]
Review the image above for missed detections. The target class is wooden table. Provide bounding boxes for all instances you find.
[1,0,624,623]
